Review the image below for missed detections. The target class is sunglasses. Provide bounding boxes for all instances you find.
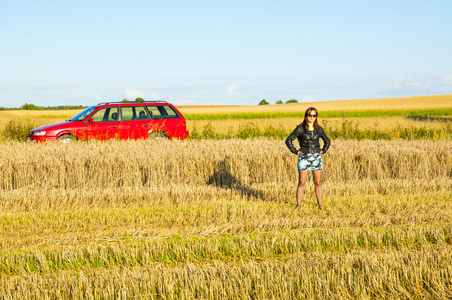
[307,114,317,118]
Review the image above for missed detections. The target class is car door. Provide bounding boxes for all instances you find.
[119,106,151,140]
[145,105,167,137]
[82,107,121,140]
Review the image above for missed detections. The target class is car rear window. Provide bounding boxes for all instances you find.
[147,105,180,119]
[121,106,150,121]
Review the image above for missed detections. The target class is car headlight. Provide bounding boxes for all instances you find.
[33,131,47,136]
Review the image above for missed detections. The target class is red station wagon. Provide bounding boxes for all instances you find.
[28,101,189,142]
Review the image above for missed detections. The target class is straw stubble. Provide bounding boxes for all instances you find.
[0,139,451,299]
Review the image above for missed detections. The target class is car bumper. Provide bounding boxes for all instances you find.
[181,130,189,140]
[27,136,58,143]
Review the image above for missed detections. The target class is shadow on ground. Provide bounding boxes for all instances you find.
[407,116,452,122]
[206,158,276,202]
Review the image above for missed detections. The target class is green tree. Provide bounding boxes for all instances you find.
[135,97,144,102]
[285,99,298,104]
[20,103,43,110]
[122,99,129,103]
[258,99,270,105]
[275,100,283,104]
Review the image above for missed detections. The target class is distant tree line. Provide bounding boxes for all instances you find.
[258,99,299,105]
[0,103,88,111]
[2,97,294,109]
[0,97,150,110]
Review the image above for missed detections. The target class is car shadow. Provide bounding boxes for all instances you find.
[206,158,274,202]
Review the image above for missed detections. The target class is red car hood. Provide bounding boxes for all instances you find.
[31,121,78,131]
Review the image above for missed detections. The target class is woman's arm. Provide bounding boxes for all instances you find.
[320,128,331,153]
[285,127,301,154]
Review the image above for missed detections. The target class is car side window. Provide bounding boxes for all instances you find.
[91,107,119,122]
[146,106,162,119]
[146,105,179,119]
[122,106,150,121]
[162,105,179,118]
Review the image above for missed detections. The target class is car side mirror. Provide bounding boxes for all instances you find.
[88,118,94,124]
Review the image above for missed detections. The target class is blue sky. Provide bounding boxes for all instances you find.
[1,0,451,107]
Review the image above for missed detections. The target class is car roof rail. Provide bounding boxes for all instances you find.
[97,100,169,105]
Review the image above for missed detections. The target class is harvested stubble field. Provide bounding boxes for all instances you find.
[1,138,452,299]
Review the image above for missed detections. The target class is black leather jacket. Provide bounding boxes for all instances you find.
[285,125,331,154]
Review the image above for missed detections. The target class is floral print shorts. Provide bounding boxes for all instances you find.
[298,153,322,171]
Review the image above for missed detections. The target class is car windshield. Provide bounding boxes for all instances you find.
[69,106,97,121]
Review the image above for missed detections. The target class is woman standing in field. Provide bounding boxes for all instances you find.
[285,107,330,209]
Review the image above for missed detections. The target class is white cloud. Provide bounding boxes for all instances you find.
[90,94,102,100]
[227,84,238,95]
[124,88,143,99]
[442,74,452,84]
[226,84,244,97]
[390,78,429,90]
[147,92,160,100]
[300,96,316,102]
[170,90,209,105]
[123,89,160,100]
[174,98,195,105]
[381,75,452,96]
[189,90,207,99]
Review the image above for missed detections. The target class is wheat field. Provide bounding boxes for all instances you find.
[177,94,452,115]
[1,94,452,129]
[1,138,451,299]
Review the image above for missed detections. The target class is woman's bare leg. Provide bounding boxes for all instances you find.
[296,170,308,208]
[313,170,323,208]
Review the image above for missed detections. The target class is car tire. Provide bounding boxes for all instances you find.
[148,131,169,140]
[57,134,76,143]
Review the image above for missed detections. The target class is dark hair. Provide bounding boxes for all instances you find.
[301,107,320,132]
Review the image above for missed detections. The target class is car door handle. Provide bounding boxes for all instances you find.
[110,125,118,128]
[142,123,151,126]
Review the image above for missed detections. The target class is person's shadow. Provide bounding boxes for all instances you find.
[207,158,274,201]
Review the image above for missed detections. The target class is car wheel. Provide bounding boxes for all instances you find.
[148,131,169,140]
[57,134,76,143]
